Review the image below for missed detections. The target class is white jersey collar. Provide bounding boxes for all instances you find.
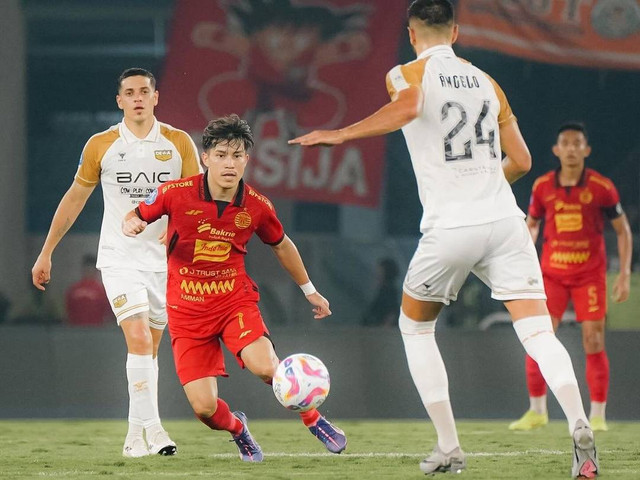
[119,117,160,144]
[417,44,455,60]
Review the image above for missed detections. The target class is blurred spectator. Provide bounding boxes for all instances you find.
[65,254,114,327]
[361,257,400,327]
[11,282,62,325]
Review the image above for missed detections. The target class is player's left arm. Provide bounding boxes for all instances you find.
[270,235,332,319]
[289,86,422,147]
[610,212,632,303]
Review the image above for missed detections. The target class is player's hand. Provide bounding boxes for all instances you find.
[288,129,344,147]
[122,216,148,237]
[158,228,167,245]
[306,292,332,319]
[611,272,630,303]
[31,255,52,291]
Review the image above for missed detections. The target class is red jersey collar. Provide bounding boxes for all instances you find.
[201,170,245,207]
[554,166,587,188]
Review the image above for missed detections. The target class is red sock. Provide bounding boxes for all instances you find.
[196,398,243,436]
[299,408,321,427]
[586,351,609,402]
[525,354,547,397]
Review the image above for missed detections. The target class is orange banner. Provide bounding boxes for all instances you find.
[457,0,640,70]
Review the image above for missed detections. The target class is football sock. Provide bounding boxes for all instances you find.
[525,354,547,397]
[590,401,606,420]
[197,398,243,436]
[126,354,160,434]
[586,351,609,403]
[399,312,459,453]
[513,316,587,432]
[530,394,548,415]
[299,408,321,427]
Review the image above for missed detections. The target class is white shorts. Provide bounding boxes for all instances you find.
[403,216,546,305]
[100,267,168,330]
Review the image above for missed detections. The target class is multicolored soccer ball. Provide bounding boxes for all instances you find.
[272,353,330,412]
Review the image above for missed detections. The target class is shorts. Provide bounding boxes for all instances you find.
[169,302,271,385]
[544,272,607,321]
[403,216,546,304]
[100,267,167,329]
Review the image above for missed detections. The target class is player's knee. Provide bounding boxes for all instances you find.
[583,333,605,354]
[249,360,277,380]
[190,397,218,418]
[125,328,153,351]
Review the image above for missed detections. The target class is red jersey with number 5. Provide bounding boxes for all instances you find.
[528,168,622,278]
[136,172,285,321]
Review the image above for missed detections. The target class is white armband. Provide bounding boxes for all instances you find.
[299,281,317,296]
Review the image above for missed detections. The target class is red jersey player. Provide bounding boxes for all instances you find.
[510,123,632,433]
[122,114,346,461]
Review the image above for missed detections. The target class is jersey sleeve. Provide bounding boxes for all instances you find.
[483,73,516,125]
[386,58,427,100]
[256,204,285,246]
[176,131,201,177]
[528,179,545,219]
[136,184,169,224]
[74,137,104,187]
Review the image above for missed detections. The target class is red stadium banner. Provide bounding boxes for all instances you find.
[456,0,640,70]
[158,0,407,207]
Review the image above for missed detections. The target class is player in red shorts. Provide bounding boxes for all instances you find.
[122,114,347,461]
[510,122,632,432]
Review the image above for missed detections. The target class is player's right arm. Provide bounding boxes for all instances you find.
[500,119,532,184]
[32,182,95,290]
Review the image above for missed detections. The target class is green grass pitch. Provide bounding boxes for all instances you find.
[1,419,639,479]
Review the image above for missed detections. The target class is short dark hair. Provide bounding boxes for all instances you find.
[557,122,589,142]
[117,68,156,93]
[202,114,255,152]
[408,0,455,26]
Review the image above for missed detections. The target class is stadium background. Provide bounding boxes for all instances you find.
[0,0,638,420]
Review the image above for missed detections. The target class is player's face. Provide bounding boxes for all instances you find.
[116,76,158,124]
[552,130,591,168]
[202,140,248,192]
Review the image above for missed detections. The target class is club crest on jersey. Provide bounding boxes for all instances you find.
[145,188,159,205]
[579,190,593,204]
[113,294,127,308]
[154,150,173,161]
[234,211,252,229]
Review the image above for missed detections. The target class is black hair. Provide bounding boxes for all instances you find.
[557,122,589,142]
[117,68,156,93]
[407,0,455,26]
[225,0,368,40]
[202,114,254,152]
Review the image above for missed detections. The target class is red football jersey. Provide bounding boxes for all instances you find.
[528,168,621,278]
[137,173,285,320]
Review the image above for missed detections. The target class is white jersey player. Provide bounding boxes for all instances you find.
[32,68,200,458]
[290,1,599,478]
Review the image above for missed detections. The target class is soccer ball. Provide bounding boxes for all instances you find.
[272,353,330,412]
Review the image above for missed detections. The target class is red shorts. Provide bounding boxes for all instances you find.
[543,272,607,322]
[168,302,270,385]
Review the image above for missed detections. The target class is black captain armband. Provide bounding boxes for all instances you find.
[134,206,145,221]
[603,203,624,220]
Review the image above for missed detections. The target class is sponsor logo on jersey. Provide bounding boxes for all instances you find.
[178,266,237,278]
[234,211,252,229]
[161,180,193,194]
[154,149,173,161]
[193,239,231,262]
[579,189,593,204]
[145,188,158,205]
[180,279,235,295]
[550,251,591,265]
[113,294,127,308]
[554,213,583,233]
[196,222,236,238]
[117,171,171,184]
[185,209,203,216]
[554,200,581,212]
[247,188,273,209]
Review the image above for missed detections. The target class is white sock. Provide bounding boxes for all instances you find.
[126,353,161,432]
[399,311,459,453]
[145,355,163,436]
[590,401,606,420]
[513,316,587,432]
[530,395,547,415]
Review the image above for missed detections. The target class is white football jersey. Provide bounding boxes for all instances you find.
[75,118,200,271]
[386,45,524,231]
